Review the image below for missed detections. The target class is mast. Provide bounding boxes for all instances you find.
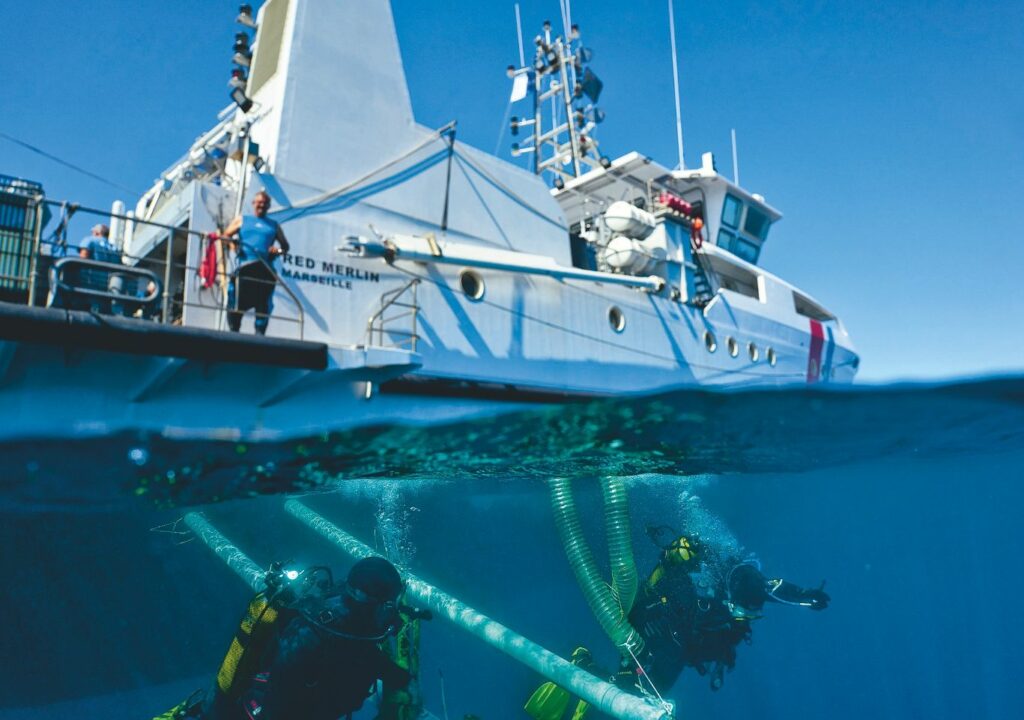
[507,19,606,185]
[668,0,685,170]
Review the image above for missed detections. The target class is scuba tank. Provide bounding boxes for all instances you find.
[214,563,334,702]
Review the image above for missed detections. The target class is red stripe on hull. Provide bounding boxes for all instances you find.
[807,319,824,383]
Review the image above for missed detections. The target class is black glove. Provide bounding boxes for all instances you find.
[802,586,830,611]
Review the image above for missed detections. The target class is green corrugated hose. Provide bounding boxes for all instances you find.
[601,477,639,619]
[549,478,644,657]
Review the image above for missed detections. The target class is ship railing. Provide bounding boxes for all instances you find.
[0,194,306,339]
[49,257,163,316]
[366,277,420,351]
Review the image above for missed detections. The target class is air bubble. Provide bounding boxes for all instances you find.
[128,448,149,466]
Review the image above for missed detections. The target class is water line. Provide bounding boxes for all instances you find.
[283,499,669,720]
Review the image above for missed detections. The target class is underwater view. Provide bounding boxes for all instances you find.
[2,379,1022,719]
[3,0,1022,718]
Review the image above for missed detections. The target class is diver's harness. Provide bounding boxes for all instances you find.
[161,561,431,719]
[641,526,761,691]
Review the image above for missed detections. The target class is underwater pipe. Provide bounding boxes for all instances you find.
[601,477,639,619]
[283,499,671,720]
[183,512,267,593]
[549,478,645,657]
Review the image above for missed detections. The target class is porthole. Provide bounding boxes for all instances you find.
[766,347,777,367]
[727,337,739,357]
[703,330,717,353]
[747,342,759,362]
[460,269,485,301]
[608,305,626,333]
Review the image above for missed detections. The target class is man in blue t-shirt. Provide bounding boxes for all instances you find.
[221,190,290,335]
[70,223,124,313]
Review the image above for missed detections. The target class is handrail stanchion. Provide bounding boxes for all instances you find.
[161,230,174,324]
[411,280,419,352]
[26,198,44,307]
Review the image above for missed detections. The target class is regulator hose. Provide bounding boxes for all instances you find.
[549,478,644,657]
[601,477,639,617]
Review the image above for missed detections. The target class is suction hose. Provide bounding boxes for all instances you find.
[549,478,644,657]
[601,477,639,618]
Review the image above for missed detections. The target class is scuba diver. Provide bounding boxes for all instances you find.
[528,479,830,720]
[625,526,830,692]
[158,556,428,720]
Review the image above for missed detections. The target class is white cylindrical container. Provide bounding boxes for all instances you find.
[602,235,664,275]
[603,201,657,240]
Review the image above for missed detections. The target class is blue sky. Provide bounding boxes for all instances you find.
[1,0,1021,381]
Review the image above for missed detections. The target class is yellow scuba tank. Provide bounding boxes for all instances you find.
[646,535,699,589]
[215,591,283,698]
[214,562,330,700]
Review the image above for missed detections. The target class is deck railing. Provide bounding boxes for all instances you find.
[366,277,420,351]
[0,190,306,339]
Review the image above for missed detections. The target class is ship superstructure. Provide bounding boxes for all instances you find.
[0,0,857,441]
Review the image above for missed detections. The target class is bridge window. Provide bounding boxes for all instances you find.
[716,230,761,264]
[722,194,742,228]
[743,205,771,241]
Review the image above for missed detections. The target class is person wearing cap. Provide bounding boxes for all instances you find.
[169,557,413,720]
[218,190,290,335]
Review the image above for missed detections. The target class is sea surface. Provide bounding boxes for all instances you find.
[1,377,1022,719]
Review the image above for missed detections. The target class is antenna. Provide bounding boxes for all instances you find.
[514,3,525,68]
[667,0,685,170]
[731,128,740,185]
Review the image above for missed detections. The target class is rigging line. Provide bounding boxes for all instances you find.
[494,100,514,156]
[0,130,142,196]
[452,151,564,228]
[282,125,453,212]
[440,123,457,234]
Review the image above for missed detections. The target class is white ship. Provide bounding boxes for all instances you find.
[0,0,857,441]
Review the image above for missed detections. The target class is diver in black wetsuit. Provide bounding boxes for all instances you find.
[626,528,830,692]
[160,557,417,720]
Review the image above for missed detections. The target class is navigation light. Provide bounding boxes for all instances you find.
[236,5,257,30]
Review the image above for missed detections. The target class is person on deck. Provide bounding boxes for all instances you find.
[218,190,290,335]
[76,223,124,314]
[625,527,830,693]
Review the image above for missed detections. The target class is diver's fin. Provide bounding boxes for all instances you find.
[524,681,572,720]
[569,699,590,720]
[525,647,596,720]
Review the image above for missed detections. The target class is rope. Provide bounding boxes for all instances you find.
[440,124,457,234]
[624,645,672,716]
[278,124,455,223]
[0,131,142,196]
[453,151,565,229]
